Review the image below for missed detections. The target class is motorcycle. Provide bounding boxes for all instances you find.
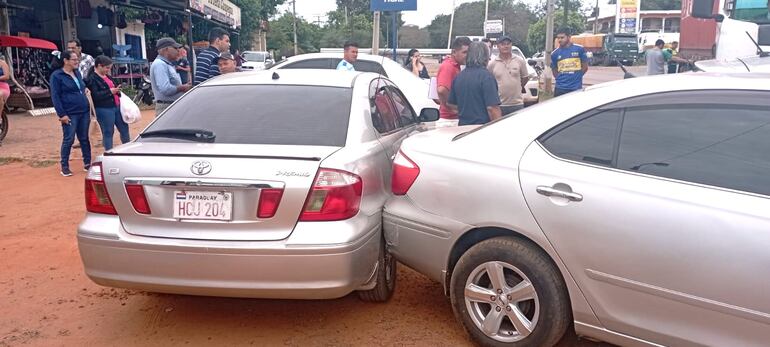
[132,75,154,106]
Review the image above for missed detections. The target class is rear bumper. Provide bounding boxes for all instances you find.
[77,213,381,299]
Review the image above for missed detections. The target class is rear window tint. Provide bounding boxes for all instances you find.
[141,85,351,146]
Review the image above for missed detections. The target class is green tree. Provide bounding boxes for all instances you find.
[426,1,535,53]
[233,0,287,50]
[526,8,586,53]
[267,11,323,56]
[399,25,430,48]
[641,0,681,10]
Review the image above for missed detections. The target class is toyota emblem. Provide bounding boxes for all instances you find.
[191,161,212,176]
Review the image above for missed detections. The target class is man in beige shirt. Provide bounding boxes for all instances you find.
[487,36,529,115]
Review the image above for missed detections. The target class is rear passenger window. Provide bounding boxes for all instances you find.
[540,110,621,167]
[618,105,770,196]
[280,59,331,69]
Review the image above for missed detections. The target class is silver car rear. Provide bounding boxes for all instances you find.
[77,70,434,301]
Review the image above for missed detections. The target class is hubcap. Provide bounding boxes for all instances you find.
[464,261,540,342]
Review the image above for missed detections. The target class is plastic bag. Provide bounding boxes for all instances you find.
[120,92,142,124]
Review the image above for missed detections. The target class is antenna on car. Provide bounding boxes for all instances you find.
[745,31,769,58]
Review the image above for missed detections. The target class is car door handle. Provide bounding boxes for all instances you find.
[536,186,583,202]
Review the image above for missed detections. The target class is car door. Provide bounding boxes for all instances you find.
[518,91,770,346]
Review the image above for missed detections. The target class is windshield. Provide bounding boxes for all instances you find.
[732,0,770,24]
[141,85,352,146]
[244,52,267,62]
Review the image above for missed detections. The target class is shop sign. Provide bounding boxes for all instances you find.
[615,0,640,34]
[190,0,242,28]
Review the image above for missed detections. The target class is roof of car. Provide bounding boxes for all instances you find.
[199,69,377,88]
[281,53,387,63]
[584,73,770,98]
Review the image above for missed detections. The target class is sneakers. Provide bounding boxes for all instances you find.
[83,164,91,172]
[60,168,73,177]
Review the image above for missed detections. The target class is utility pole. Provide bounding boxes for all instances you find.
[563,0,569,29]
[593,0,599,34]
[485,0,489,21]
[447,0,456,49]
[372,11,380,55]
[545,0,555,97]
[292,0,298,56]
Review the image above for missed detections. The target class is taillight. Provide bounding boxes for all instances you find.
[392,150,419,195]
[257,188,284,218]
[299,169,362,221]
[85,163,117,215]
[125,184,151,214]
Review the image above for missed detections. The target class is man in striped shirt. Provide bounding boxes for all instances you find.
[193,27,231,85]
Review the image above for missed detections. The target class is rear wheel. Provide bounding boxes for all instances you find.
[0,108,8,142]
[450,237,570,347]
[357,235,396,302]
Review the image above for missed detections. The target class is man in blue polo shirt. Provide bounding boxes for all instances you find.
[448,42,501,126]
[551,27,588,97]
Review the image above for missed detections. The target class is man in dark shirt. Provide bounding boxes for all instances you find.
[176,46,191,84]
[193,27,230,85]
[448,42,501,126]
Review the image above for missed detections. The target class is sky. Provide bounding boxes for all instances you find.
[276,0,511,28]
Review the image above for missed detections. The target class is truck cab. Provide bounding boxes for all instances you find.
[685,0,770,60]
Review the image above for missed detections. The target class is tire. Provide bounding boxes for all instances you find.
[357,235,396,302]
[450,237,570,347]
[0,109,8,142]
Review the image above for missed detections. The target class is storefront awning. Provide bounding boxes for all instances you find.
[0,36,57,50]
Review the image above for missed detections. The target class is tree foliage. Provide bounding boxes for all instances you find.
[641,0,681,11]
[267,11,323,57]
[399,25,430,48]
[233,0,287,50]
[526,8,586,54]
[425,0,536,55]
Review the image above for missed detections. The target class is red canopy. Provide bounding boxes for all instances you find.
[0,36,57,50]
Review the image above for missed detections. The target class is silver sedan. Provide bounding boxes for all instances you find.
[384,73,770,346]
[77,69,438,301]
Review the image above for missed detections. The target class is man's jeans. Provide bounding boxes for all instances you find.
[61,112,91,171]
[155,102,171,116]
[95,106,130,150]
[501,104,524,116]
[554,88,578,97]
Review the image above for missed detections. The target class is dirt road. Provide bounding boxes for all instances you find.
[0,111,610,346]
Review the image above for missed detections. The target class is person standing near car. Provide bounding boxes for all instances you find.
[86,55,130,151]
[488,36,529,115]
[176,45,192,85]
[150,38,191,116]
[50,50,91,177]
[193,27,230,85]
[404,49,430,79]
[67,39,95,80]
[216,52,241,74]
[436,36,471,128]
[448,42,502,126]
[336,41,358,71]
[551,28,588,97]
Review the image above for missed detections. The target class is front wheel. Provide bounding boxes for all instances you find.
[450,237,570,347]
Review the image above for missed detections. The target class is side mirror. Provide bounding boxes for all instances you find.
[418,108,440,122]
[527,59,538,67]
[715,14,725,22]
[691,0,716,19]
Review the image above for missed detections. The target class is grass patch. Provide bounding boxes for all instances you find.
[0,157,24,165]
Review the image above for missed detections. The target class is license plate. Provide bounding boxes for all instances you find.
[173,191,233,221]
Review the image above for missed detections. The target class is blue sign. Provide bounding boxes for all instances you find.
[370,0,417,11]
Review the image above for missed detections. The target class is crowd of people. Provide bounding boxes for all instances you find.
[48,25,689,177]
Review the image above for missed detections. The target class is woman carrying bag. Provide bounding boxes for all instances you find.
[50,50,91,177]
[86,55,130,151]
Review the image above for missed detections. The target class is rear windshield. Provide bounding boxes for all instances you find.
[141,85,352,146]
